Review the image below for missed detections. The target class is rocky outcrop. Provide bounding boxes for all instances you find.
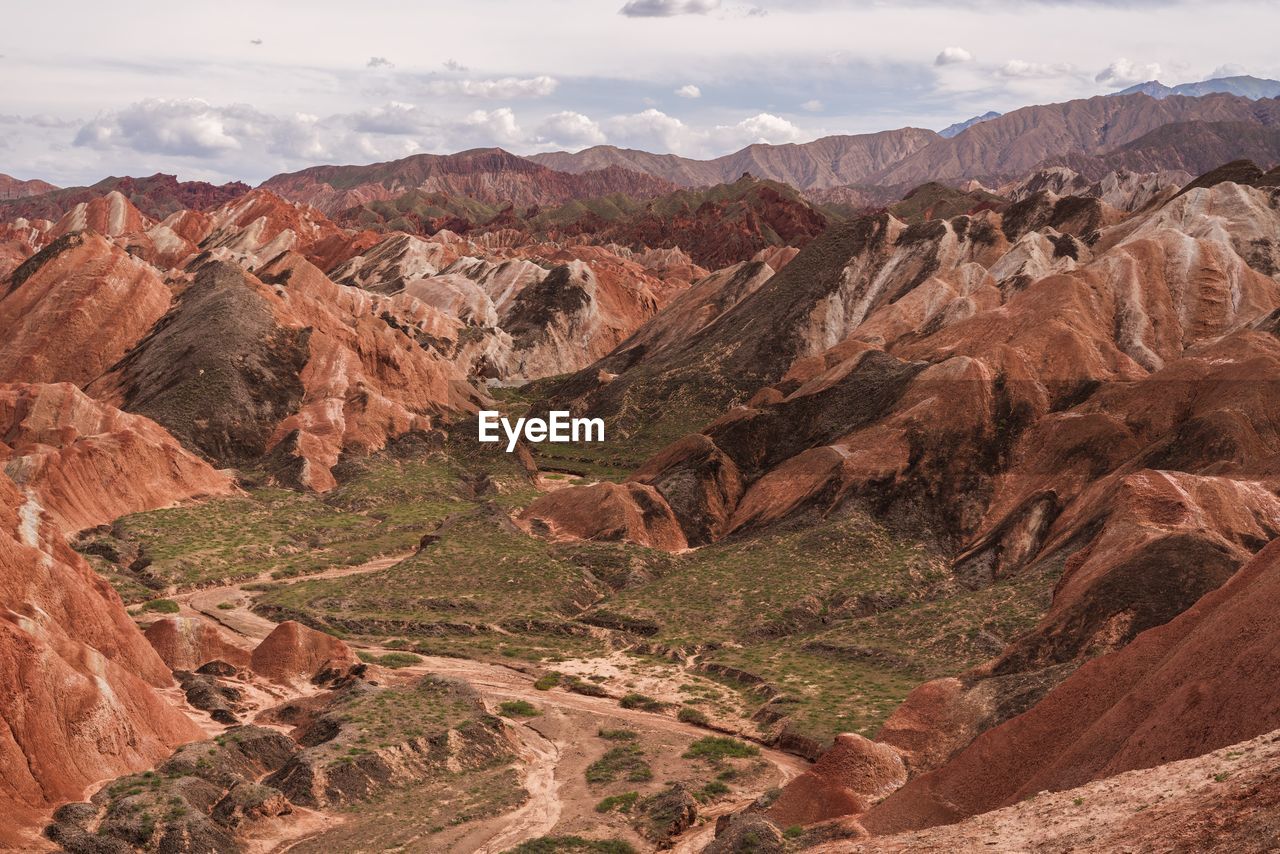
[249,621,358,684]
[635,783,699,845]
[264,677,512,808]
[0,382,234,533]
[330,231,458,294]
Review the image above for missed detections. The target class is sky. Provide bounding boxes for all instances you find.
[2,0,1278,186]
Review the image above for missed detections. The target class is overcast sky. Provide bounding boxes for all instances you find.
[2,0,1278,185]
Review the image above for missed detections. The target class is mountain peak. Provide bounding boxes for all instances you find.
[1113,74,1280,100]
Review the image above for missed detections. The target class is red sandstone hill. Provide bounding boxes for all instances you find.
[0,382,234,533]
[260,147,677,214]
[0,230,172,387]
[0,173,249,221]
[144,617,251,672]
[522,176,830,269]
[249,620,358,684]
[0,474,202,848]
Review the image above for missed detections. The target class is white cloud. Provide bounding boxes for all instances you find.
[935,46,973,66]
[675,84,702,99]
[1210,63,1247,78]
[423,75,558,99]
[604,108,690,150]
[1095,57,1162,87]
[536,111,607,147]
[711,112,804,148]
[619,0,720,17]
[68,98,539,176]
[442,59,469,72]
[800,99,824,112]
[74,99,244,157]
[367,56,394,68]
[454,108,525,147]
[351,101,425,135]
[999,59,1071,78]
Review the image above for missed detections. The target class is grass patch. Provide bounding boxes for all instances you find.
[683,737,759,763]
[676,706,709,726]
[534,673,561,691]
[498,700,540,718]
[594,791,640,814]
[597,728,638,741]
[619,693,665,712]
[356,651,423,669]
[138,598,179,614]
[586,745,652,784]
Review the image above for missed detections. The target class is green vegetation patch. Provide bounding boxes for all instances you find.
[586,744,653,784]
[683,737,759,764]
[594,791,640,814]
[356,651,423,669]
[498,700,540,718]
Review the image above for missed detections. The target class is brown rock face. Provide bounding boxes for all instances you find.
[144,617,251,672]
[0,231,171,387]
[0,476,202,847]
[864,537,1280,834]
[0,382,234,533]
[250,621,358,684]
[767,733,907,827]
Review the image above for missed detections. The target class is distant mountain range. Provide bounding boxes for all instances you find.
[1114,74,1280,100]
[0,174,248,220]
[939,111,1002,139]
[526,92,1280,190]
[527,128,939,190]
[259,148,676,214]
[7,83,1280,225]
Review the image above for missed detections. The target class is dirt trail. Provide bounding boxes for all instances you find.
[172,551,808,853]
